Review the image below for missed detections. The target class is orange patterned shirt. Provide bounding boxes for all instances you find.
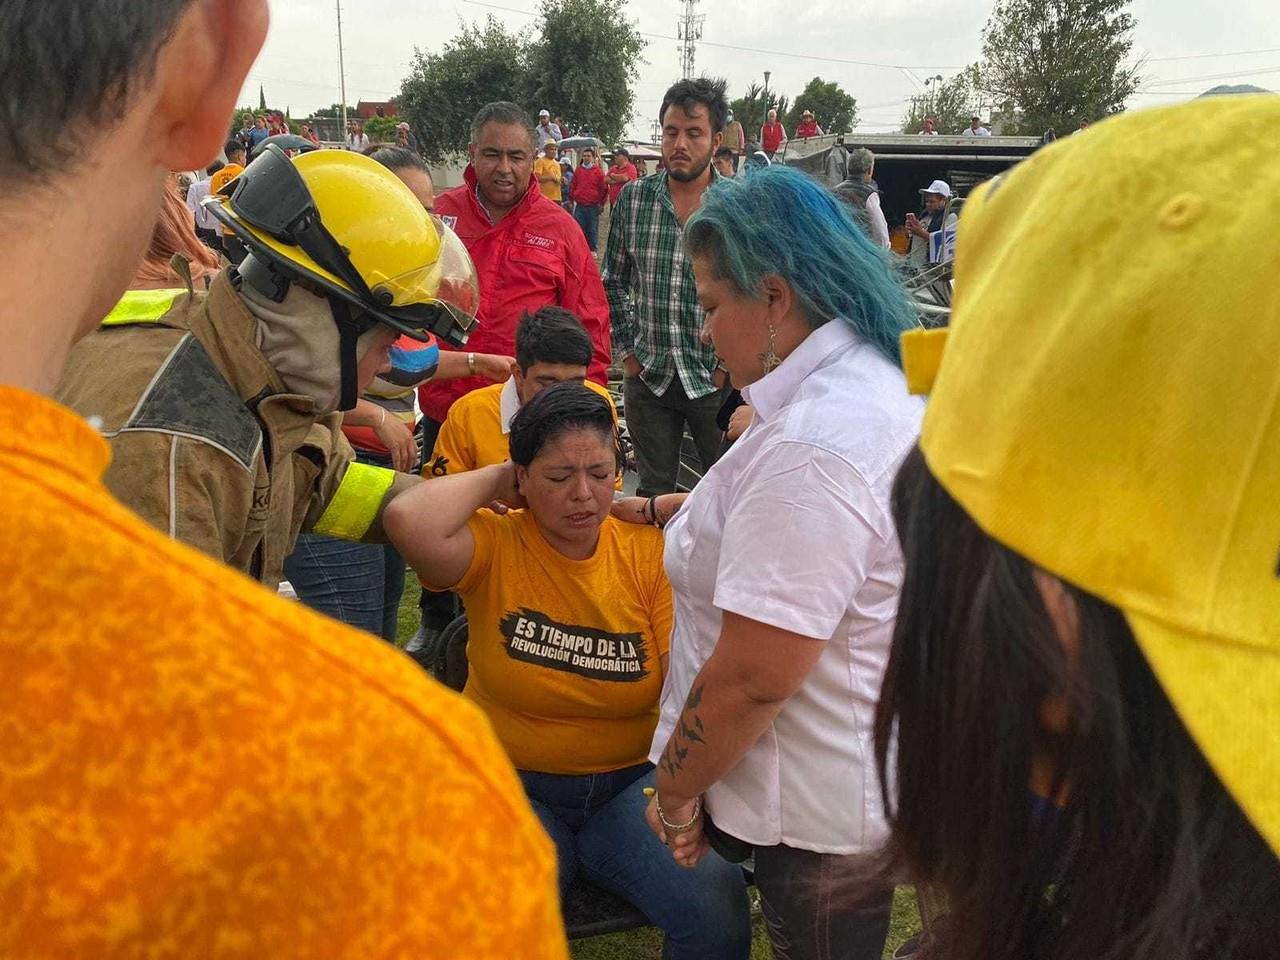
[0,385,568,960]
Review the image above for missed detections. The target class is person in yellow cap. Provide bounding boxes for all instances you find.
[56,143,482,588]
[885,94,1280,960]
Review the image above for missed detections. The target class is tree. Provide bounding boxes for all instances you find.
[785,77,858,135]
[900,66,981,135]
[526,0,645,145]
[977,0,1141,134]
[312,103,358,119]
[398,17,532,164]
[364,115,401,144]
[730,84,790,145]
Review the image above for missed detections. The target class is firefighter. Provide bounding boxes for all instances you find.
[56,144,480,586]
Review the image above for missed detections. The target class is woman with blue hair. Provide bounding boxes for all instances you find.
[614,165,922,960]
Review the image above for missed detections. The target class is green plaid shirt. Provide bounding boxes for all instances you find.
[603,171,719,399]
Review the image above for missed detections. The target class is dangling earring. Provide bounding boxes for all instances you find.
[759,324,781,374]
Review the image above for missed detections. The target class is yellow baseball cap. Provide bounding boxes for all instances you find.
[901,94,1280,855]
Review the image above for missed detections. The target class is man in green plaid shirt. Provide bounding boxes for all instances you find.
[604,78,729,496]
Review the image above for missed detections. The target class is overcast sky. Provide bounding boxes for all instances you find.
[240,0,1280,137]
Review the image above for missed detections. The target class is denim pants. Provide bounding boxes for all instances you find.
[753,843,893,960]
[621,375,726,496]
[519,763,751,960]
[574,203,602,252]
[283,450,406,642]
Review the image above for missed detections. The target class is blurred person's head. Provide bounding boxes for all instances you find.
[659,77,727,183]
[513,306,592,405]
[684,165,914,389]
[365,145,434,211]
[254,116,267,130]
[543,140,558,159]
[612,147,630,166]
[922,116,937,133]
[468,101,535,217]
[846,147,875,182]
[879,94,1280,960]
[713,146,735,177]
[508,382,623,557]
[767,108,778,123]
[0,0,266,393]
[224,139,246,165]
[580,147,597,167]
[970,115,982,130]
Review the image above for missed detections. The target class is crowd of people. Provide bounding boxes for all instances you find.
[2,3,1278,960]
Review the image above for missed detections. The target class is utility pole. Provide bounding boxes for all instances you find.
[676,0,705,80]
[336,0,348,144]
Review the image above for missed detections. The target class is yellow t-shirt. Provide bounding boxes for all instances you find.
[429,378,619,488]
[0,385,567,959]
[453,509,672,775]
[533,157,563,202]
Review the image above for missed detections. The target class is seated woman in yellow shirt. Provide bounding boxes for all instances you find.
[386,383,750,959]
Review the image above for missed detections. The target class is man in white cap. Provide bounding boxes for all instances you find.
[395,120,419,152]
[535,109,558,150]
[906,179,957,268]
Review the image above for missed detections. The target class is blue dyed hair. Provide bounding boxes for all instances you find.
[684,165,917,366]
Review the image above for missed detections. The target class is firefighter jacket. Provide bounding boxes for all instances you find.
[55,273,418,586]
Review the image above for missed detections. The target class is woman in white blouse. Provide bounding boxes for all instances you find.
[614,166,923,960]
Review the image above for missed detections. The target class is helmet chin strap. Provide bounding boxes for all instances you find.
[327,297,362,412]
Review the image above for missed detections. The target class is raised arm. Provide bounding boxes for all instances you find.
[383,462,519,589]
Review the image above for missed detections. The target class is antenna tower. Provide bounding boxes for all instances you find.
[676,0,705,80]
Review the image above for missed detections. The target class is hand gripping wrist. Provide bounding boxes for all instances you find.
[656,795,702,834]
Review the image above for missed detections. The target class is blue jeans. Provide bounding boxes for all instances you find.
[574,203,601,252]
[283,451,406,642]
[519,763,751,959]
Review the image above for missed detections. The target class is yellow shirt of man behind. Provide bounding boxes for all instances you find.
[533,156,563,202]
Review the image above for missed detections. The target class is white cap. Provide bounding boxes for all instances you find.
[539,109,551,117]
[919,179,952,198]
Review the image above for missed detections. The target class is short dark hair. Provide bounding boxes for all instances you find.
[714,146,735,160]
[509,381,622,472]
[514,306,592,373]
[659,77,729,135]
[0,0,194,182]
[206,159,225,177]
[224,140,245,158]
[614,147,630,158]
[364,144,430,176]
[470,101,534,145]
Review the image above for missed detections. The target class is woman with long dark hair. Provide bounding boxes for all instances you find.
[881,95,1280,960]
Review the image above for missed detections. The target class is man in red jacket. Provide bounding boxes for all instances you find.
[415,102,611,646]
[569,146,609,253]
[422,102,610,439]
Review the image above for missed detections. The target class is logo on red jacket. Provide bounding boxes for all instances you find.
[439,215,458,230]
[522,233,555,250]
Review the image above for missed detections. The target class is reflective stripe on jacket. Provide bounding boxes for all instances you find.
[55,275,416,586]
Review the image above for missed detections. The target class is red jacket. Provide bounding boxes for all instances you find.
[569,164,608,207]
[606,161,638,205]
[761,121,787,153]
[419,168,611,422]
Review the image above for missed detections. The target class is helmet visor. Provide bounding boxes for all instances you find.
[372,216,479,347]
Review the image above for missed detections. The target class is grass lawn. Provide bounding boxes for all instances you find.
[394,586,922,959]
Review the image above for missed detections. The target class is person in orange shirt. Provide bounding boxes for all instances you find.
[387,383,751,957]
[0,3,566,958]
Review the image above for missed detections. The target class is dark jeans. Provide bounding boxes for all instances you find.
[622,375,725,496]
[753,843,893,960]
[414,415,460,633]
[283,449,405,643]
[519,763,751,959]
[574,203,602,252]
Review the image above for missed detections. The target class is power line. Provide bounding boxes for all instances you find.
[1139,64,1280,88]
